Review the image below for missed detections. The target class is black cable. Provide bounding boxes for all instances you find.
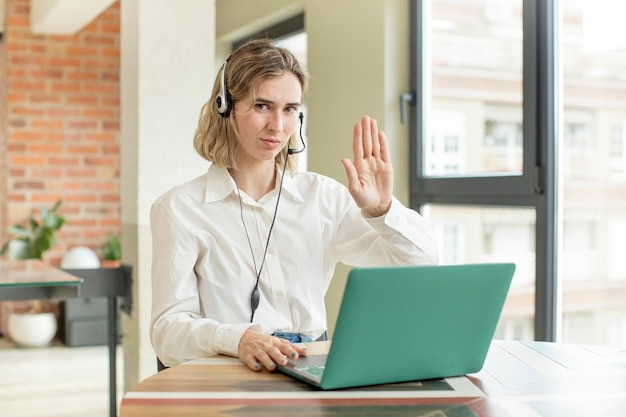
[225,122,291,322]
[248,155,289,322]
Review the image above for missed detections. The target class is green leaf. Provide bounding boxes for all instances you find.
[1,198,66,260]
[8,225,30,238]
[102,235,122,260]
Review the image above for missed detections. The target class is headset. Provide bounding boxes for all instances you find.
[215,58,306,155]
[217,57,306,322]
[215,59,232,117]
[289,112,306,154]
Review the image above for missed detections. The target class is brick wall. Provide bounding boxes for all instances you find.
[1,0,121,266]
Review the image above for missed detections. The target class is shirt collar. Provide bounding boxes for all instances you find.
[203,164,236,203]
[203,163,304,204]
[280,169,305,204]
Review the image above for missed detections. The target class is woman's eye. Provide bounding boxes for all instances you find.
[255,103,269,111]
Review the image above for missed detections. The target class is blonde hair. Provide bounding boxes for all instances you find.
[194,38,309,173]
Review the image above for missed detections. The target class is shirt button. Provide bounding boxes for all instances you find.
[268,248,274,255]
[276,291,284,297]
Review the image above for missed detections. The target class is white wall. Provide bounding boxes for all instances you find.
[121,0,214,387]
[306,0,411,335]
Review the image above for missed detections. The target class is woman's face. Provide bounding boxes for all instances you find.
[232,72,302,168]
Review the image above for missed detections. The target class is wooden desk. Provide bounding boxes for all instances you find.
[0,260,132,417]
[120,340,626,417]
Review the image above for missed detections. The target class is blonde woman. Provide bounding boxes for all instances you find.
[150,38,438,372]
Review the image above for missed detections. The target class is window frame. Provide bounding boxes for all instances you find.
[233,13,305,50]
[409,0,559,341]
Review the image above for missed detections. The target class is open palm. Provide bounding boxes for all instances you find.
[342,116,394,218]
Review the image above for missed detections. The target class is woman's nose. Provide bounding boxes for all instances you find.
[267,111,284,132]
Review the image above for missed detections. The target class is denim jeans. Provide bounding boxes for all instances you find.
[273,331,328,343]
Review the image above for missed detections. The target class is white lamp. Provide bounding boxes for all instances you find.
[60,246,101,269]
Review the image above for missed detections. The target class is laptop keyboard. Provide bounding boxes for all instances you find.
[295,365,326,378]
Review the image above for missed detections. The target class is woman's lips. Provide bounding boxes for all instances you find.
[261,138,282,150]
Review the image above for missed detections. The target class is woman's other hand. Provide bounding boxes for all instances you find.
[238,328,308,372]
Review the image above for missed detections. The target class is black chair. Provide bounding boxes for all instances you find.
[157,357,168,372]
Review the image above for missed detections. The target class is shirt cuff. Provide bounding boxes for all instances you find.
[364,196,404,236]
[213,322,262,357]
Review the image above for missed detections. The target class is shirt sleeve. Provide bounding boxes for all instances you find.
[334,195,439,267]
[366,196,439,264]
[149,197,260,366]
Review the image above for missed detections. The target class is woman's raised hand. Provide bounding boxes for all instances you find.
[341,115,394,218]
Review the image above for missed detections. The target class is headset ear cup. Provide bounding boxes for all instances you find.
[216,92,231,117]
[216,60,231,117]
[224,90,232,116]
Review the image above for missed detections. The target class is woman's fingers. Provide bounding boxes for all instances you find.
[344,116,394,216]
[241,355,263,371]
[378,129,390,162]
[239,330,306,372]
[353,115,384,161]
[353,120,364,160]
[361,116,373,157]
[369,117,380,158]
[242,349,285,372]
[257,349,285,371]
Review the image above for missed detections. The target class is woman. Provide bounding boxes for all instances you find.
[150,38,438,372]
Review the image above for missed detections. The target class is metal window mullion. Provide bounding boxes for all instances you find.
[531,0,559,342]
[411,0,425,199]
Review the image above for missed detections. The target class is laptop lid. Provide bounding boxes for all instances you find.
[279,263,515,390]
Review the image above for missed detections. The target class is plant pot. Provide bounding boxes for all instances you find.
[7,312,58,347]
[100,260,121,268]
[6,240,31,260]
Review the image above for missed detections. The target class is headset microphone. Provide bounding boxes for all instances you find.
[288,112,306,154]
[215,59,231,117]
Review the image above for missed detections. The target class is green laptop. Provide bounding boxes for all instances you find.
[277,263,516,390]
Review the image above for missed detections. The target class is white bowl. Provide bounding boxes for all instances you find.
[7,312,58,347]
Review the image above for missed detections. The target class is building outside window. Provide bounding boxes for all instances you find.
[414,0,626,348]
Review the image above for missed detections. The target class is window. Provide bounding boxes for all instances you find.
[426,110,466,175]
[562,221,596,281]
[610,124,626,178]
[484,119,523,172]
[411,0,626,347]
[423,0,524,178]
[560,0,626,346]
[426,204,536,339]
[563,111,595,180]
[607,219,626,281]
[411,0,544,340]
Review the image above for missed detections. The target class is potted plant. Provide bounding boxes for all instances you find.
[0,198,66,260]
[0,198,65,347]
[100,234,122,267]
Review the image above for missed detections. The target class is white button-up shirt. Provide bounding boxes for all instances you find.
[150,164,438,366]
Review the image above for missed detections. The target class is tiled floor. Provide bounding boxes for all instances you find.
[0,337,123,417]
